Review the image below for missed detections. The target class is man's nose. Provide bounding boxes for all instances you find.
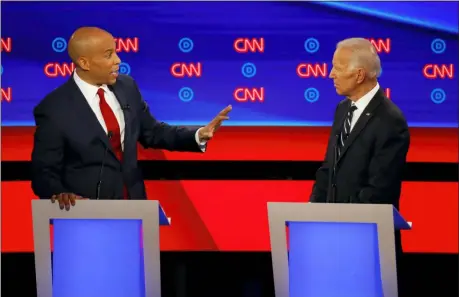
[114,53,121,64]
[329,68,334,78]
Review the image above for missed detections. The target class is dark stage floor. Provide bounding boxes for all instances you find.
[1,252,457,297]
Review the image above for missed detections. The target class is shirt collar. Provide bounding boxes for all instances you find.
[73,70,110,100]
[353,82,380,111]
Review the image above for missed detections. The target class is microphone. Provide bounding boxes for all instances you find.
[96,131,113,200]
[329,133,340,203]
[328,107,348,203]
[121,104,130,111]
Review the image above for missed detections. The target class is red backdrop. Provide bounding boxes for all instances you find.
[1,180,458,253]
[1,126,457,162]
[1,127,458,253]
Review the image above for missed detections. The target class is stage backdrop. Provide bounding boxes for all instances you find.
[1,2,458,254]
[1,1,458,127]
[1,181,458,254]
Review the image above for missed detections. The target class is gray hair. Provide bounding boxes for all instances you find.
[336,38,381,78]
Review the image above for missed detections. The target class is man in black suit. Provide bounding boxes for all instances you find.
[310,37,409,207]
[309,38,410,290]
[31,27,232,210]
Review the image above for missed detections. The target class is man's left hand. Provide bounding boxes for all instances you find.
[198,105,232,141]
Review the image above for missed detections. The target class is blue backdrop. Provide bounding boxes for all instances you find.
[1,1,458,127]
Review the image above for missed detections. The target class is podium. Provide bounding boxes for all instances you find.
[267,202,411,297]
[31,200,170,297]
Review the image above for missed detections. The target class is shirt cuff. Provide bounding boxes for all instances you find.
[195,128,207,152]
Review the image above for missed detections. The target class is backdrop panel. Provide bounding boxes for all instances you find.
[1,1,457,127]
[2,181,457,253]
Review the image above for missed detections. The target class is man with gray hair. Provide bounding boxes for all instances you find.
[309,37,410,289]
[310,36,409,207]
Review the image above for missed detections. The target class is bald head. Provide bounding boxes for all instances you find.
[67,27,121,86]
[68,27,113,66]
[336,38,381,79]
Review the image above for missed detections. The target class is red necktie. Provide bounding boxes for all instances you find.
[97,88,128,199]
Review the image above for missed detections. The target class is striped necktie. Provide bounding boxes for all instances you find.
[337,104,357,157]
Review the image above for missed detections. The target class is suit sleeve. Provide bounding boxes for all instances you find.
[309,143,331,203]
[31,103,68,198]
[356,116,410,204]
[133,80,203,152]
[309,104,341,203]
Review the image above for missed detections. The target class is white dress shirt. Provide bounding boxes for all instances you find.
[73,71,205,151]
[349,83,380,131]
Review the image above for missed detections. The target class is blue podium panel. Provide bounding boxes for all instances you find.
[52,219,145,297]
[288,222,383,297]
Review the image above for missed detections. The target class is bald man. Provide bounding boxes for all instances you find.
[31,27,231,209]
[309,37,410,289]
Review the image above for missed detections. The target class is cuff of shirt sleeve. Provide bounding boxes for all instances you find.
[195,128,207,152]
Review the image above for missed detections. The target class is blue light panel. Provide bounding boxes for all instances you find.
[52,219,146,297]
[288,222,383,297]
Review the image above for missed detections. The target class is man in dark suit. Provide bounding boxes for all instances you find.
[309,38,410,290]
[31,27,232,210]
[310,37,409,207]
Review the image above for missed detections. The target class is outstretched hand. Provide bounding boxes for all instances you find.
[198,105,232,141]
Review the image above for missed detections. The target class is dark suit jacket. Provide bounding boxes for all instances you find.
[309,88,410,263]
[310,88,410,207]
[31,74,202,200]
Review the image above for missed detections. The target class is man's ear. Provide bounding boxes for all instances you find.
[356,68,366,84]
[77,57,90,71]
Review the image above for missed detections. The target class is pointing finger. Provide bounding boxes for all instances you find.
[219,105,232,116]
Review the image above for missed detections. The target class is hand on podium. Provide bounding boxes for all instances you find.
[51,193,88,211]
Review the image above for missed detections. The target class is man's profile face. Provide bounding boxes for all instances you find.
[329,48,359,97]
[78,33,121,85]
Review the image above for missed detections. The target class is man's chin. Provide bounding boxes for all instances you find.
[107,78,117,85]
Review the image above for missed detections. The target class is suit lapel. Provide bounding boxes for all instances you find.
[109,83,131,154]
[335,102,350,132]
[337,89,384,163]
[67,78,115,154]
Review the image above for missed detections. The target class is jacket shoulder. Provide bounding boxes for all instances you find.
[34,83,72,116]
[379,97,408,127]
[114,74,137,89]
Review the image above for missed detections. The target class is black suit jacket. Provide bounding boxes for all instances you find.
[310,87,410,270]
[310,88,410,208]
[31,74,202,200]
[310,88,410,284]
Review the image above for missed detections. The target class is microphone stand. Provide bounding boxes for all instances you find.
[96,131,112,200]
